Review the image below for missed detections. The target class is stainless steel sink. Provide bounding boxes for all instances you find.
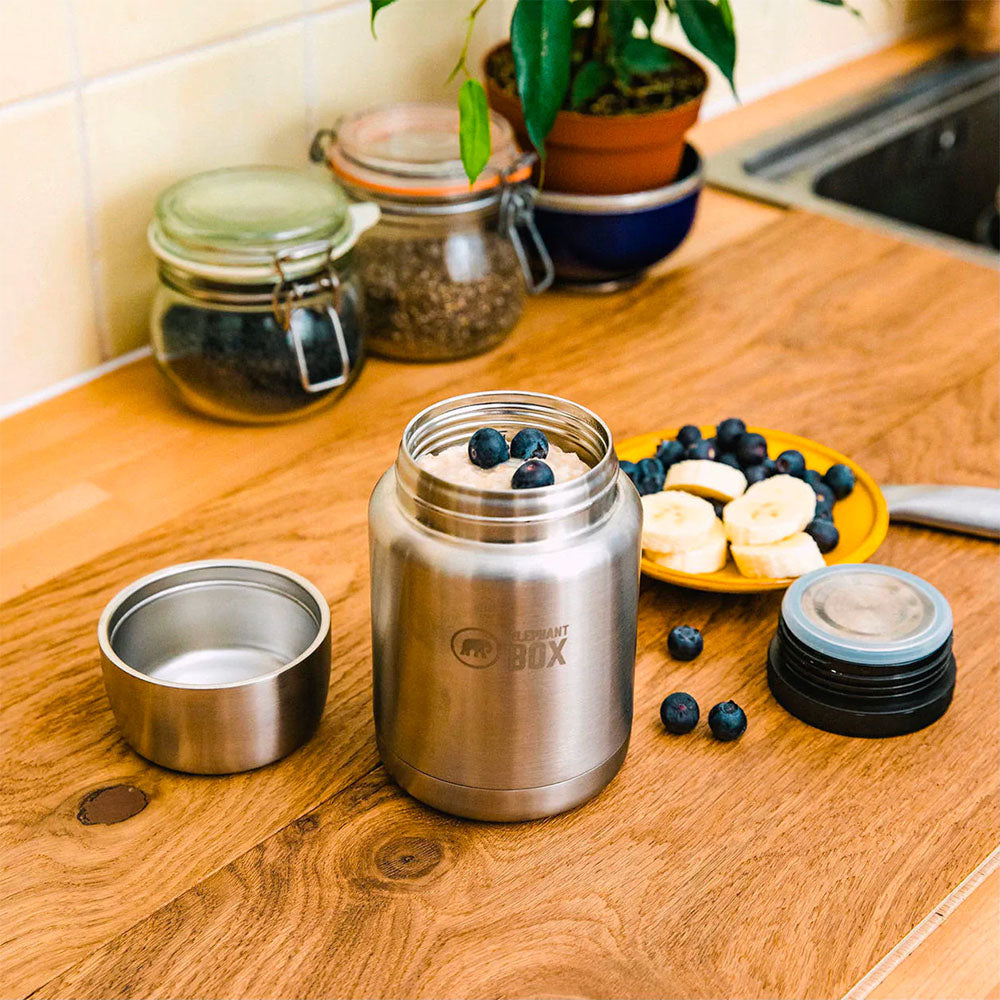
[708,51,1000,267]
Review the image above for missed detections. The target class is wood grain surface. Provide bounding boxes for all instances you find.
[2,208,997,999]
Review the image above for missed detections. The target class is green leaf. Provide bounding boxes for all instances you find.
[621,36,674,73]
[458,79,491,184]
[511,0,574,156]
[369,0,398,36]
[630,0,658,31]
[570,59,612,108]
[675,0,736,91]
[607,0,636,51]
[718,0,733,32]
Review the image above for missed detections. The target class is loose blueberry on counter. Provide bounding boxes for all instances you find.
[775,449,806,478]
[708,701,747,742]
[655,439,685,468]
[510,427,549,461]
[511,460,555,489]
[677,424,702,447]
[718,452,741,470]
[744,463,770,486]
[620,460,639,485]
[668,625,703,661]
[686,438,717,461]
[735,432,768,468]
[660,692,700,734]
[635,456,666,495]
[824,463,856,500]
[468,427,509,468]
[715,417,747,453]
[805,517,839,553]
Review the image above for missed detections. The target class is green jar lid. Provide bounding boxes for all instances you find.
[149,166,361,282]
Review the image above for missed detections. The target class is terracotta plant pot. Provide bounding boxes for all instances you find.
[484,43,706,195]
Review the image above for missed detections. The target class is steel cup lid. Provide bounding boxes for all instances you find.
[781,563,953,666]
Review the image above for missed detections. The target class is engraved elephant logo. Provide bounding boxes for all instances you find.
[451,628,500,668]
[460,637,492,658]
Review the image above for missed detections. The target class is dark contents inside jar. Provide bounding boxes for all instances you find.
[357,229,525,361]
[159,286,363,416]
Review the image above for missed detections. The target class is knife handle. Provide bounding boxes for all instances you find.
[882,485,1000,540]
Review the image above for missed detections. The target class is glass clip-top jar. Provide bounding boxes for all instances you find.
[148,165,379,423]
[311,103,554,362]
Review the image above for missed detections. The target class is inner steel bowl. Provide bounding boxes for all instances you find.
[98,559,331,774]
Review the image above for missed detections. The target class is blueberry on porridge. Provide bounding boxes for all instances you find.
[419,426,590,489]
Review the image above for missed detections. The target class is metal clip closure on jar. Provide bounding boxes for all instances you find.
[148,166,379,422]
[312,103,554,361]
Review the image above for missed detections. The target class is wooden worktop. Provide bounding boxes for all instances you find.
[2,35,997,1000]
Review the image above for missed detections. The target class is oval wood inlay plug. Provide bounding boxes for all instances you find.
[77,785,148,825]
[374,836,444,880]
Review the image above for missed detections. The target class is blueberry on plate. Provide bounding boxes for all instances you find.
[803,469,824,489]
[510,427,548,461]
[708,701,747,742]
[655,439,685,468]
[677,424,702,447]
[824,463,856,500]
[735,432,768,468]
[814,497,834,521]
[620,460,639,485]
[468,427,509,469]
[744,463,770,486]
[715,417,747,453]
[775,449,806,478]
[635,456,666,495]
[710,499,726,519]
[668,625,703,661]
[511,460,555,489]
[660,692,700,734]
[805,517,839,553]
[761,458,778,477]
[686,438,717,461]
[718,452,741,470]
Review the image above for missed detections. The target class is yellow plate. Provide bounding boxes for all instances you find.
[618,426,889,593]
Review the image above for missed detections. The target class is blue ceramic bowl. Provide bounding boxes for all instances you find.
[533,144,703,290]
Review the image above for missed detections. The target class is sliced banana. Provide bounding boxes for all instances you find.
[730,531,825,579]
[646,519,729,574]
[723,474,816,546]
[641,490,718,553]
[665,459,747,502]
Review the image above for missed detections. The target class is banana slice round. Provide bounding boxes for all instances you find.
[641,490,718,553]
[646,518,729,574]
[730,531,825,579]
[723,474,816,546]
[665,459,747,502]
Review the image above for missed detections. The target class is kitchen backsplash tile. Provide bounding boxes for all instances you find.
[0,0,953,411]
[84,24,308,356]
[0,0,75,105]
[0,96,102,405]
[71,0,303,79]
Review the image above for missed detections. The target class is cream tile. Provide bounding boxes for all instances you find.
[310,0,515,128]
[72,0,303,78]
[83,24,308,355]
[0,0,74,105]
[0,96,101,406]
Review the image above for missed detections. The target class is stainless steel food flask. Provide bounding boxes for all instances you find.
[368,391,642,821]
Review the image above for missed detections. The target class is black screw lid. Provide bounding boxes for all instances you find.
[767,564,956,738]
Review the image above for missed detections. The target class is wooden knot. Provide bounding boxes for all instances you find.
[77,785,148,825]
[374,836,444,881]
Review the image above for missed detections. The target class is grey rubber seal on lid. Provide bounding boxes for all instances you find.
[781,564,953,666]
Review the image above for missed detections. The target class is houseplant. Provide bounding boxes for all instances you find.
[371,0,855,193]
